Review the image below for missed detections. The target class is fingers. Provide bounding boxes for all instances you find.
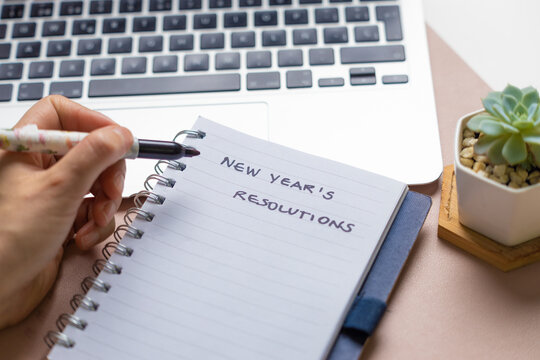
[45,125,132,199]
[15,95,114,131]
[75,219,116,251]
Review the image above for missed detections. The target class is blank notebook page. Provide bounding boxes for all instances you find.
[49,117,407,360]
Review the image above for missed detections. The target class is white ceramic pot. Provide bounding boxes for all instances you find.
[455,110,540,246]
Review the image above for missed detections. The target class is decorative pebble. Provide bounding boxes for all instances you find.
[472,162,486,173]
[493,164,507,177]
[462,137,478,147]
[460,157,474,168]
[508,181,520,189]
[463,129,475,138]
[460,146,474,159]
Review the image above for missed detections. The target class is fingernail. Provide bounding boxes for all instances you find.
[80,230,100,249]
[114,171,125,195]
[113,127,132,149]
[103,200,116,223]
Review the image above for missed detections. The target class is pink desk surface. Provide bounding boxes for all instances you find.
[1,27,540,360]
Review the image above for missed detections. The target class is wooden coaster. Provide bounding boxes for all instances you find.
[438,165,540,271]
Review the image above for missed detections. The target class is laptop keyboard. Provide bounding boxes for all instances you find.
[0,0,407,102]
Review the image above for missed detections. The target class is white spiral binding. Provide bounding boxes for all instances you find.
[44,129,205,349]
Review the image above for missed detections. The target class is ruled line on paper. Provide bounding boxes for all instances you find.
[108,284,308,352]
[144,233,335,298]
[153,212,352,273]
[135,245,328,313]
[98,305,283,360]
[143,226,340,288]
[204,131,395,194]
[165,192,364,256]
[81,329,154,360]
[125,260,324,326]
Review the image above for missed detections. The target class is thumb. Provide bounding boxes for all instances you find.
[50,125,133,197]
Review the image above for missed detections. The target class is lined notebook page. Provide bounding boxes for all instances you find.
[50,117,407,360]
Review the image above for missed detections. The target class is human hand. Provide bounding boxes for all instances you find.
[0,95,133,329]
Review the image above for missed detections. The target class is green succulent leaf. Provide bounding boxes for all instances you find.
[502,94,518,113]
[522,88,540,109]
[475,135,501,154]
[529,103,540,124]
[529,144,540,167]
[512,121,534,131]
[503,84,522,100]
[482,97,501,117]
[487,137,510,164]
[492,104,512,124]
[479,120,508,136]
[502,134,527,165]
[515,103,528,116]
[467,113,497,132]
[522,133,540,145]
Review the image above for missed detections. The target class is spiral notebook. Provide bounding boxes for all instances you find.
[46,117,408,360]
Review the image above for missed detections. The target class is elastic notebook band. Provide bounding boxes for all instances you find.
[342,296,387,336]
[44,128,204,349]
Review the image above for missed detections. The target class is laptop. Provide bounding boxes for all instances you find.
[0,0,442,196]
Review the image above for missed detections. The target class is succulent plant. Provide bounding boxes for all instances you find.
[467,85,540,167]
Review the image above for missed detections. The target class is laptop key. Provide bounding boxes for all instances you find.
[78,39,102,55]
[194,14,217,29]
[0,25,6,39]
[299,0,322,3]
[184,54,209,71]
[285,10,308,25]
[43,21,66,37]
[315,8,339,24]
[350,67,376,86]
[262,30,286,46]
[0,44,10,59]
[29,61,54,78]
[224,12,247,28]
[346,6,369,22]
[139,36,163,52]
[2,5,24,19]
[103,18,127,34]
[153,55,178,73]
[60,2,83,16]
[88,74,240,97]
[286,70,312,88]
[133,17,157,32]
[247,72,280,90]
[47,40,71,57]
[215,52,240,70]
[90,1,113,14]
[163,15,187,30]
[18,83,44,101]
[91,58,116,76]
[170,35,194,51]
[246,51,271,68]
[270,0,292,5]
[201,33,225,49]
[324,27,348,44]
[293,29,317,45]
[278,49,303,67]
[239,0,262,6]
[179,0,202,10]
[120,0,142,13]
[0,63,23,80]
[355,26,379,42]
[31,3,54,18]
[210,0,232,8]
[16,42,41,58]
[341,45,405,63]
[376,6,402,41]
[382,74,408,84]
[0,84,12,102]
[50,81,83,98]
[318,77,344,87]
[13,23,37,38]
[73,20,96,35]
[309,48,334,65]
[60,60,85,77]
[109,37,132,54]
[122,57,147,74]
[254,11,278,26]
[150,0,172,11]
[231,31,255,48]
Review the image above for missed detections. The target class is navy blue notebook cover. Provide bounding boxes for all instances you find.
[329,191,431,360]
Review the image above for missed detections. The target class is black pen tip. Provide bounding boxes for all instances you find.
[184,146,200,157]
